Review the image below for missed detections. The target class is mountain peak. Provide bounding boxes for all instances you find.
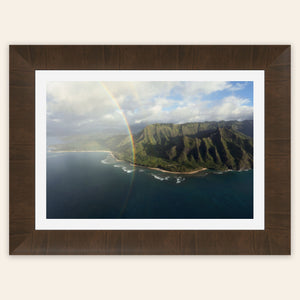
[114,120,253,172]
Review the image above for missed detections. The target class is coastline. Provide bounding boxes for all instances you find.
[144,166,207,175]
[130,163,207,175]
[48,149,207,175]
[48,150,111,153]
[48,149,123,162]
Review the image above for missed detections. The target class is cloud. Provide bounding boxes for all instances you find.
[47,81,253,137]
[206,96,253,121]
[228,82,250,91]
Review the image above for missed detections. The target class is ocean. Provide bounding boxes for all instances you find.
[47,152,253,219]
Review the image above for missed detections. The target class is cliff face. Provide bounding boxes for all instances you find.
[113,120,253,172]
[49,120,253,172]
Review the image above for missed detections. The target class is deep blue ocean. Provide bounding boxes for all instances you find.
[47,152,253,219]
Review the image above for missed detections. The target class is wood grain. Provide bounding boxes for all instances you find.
[9,45,290,255]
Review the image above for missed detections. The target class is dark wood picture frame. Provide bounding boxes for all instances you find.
[9,45,290,255]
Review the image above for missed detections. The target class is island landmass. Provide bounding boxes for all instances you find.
[49,120,253,174]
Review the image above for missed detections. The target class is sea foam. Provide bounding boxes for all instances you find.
[175,176,186,184]
[122,167,134,174]
[151,174,170,181]
[101,154,116,165]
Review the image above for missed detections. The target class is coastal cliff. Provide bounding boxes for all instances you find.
[49,120,253,173]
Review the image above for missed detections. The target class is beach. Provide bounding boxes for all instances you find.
[129,163,207,174]
[144,166,207,175]
[49,149,207,174]
[48,150,112,153]
[48,150,123,162]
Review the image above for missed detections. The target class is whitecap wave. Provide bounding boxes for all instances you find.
[175,176,186,184]
[122,167,135,174]
[239,169,251,172]
[101,154,116,165]
[151,174,170,181]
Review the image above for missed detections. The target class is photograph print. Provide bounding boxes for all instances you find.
[44,74,259,224]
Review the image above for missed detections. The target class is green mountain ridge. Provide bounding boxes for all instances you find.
[112,121,253,172]
[49,120,253,172]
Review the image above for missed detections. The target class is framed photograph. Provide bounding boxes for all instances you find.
[10,45,290,254]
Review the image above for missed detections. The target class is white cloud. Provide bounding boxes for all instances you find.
[47,81,252,137]
[228,82,250,91]
[207,96,253,121]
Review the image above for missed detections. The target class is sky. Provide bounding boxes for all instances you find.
[47,81,253,137]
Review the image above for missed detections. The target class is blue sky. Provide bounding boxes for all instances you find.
[165,81,253,111]
[204,81,253,105]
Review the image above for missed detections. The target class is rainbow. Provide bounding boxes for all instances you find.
[100,82,136,165]
[100,82,137,216]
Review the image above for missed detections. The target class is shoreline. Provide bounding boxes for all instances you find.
[143,166,207,175]
[48,150,251,175]
[48,150,112,153]
[48,149,123,162]
[129,163,207,175]
[48,149,206,175]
